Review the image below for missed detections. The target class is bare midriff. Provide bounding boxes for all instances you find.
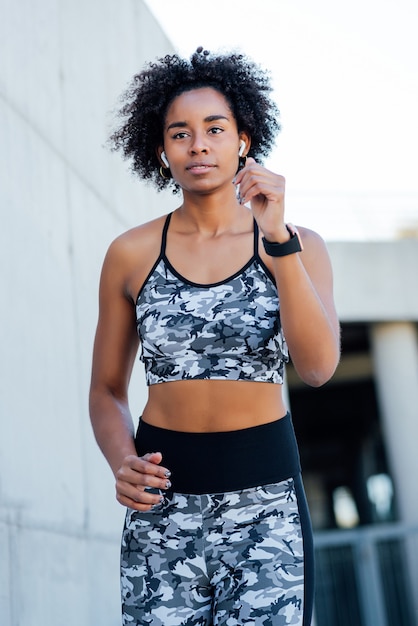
[141,379,287,433]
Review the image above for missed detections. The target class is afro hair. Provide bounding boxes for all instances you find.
[109,47,281,193]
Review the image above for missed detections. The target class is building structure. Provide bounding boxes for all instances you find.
[0,2,176,625]
[287,242,418,626]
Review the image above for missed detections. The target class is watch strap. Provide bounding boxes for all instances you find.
[262,224,303,257]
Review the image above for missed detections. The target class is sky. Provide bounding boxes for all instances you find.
[144,0,418,240]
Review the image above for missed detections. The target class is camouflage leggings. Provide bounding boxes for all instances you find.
[121,475,313,625]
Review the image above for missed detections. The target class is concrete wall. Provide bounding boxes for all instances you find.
[0,1,176,624]
[328,240,418,321]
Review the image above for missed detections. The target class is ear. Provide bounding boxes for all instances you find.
[238,132,251,157]
[156,147,168,167]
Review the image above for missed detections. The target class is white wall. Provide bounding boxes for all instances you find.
[0,1,176,624]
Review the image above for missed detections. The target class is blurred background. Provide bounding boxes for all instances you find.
[1,1,417,625]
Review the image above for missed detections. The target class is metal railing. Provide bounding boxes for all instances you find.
[313,523,418,626]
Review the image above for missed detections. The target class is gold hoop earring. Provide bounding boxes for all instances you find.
[159,166,172,179]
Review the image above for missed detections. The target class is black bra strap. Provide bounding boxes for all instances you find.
[163,213,258,257]
[160,212,173,256]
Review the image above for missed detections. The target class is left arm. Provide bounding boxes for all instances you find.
[267,228,340,386]
[235,158,340,386]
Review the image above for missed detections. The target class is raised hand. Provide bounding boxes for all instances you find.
[234,157,289,242]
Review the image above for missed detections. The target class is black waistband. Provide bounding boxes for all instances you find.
[135,413,301,495]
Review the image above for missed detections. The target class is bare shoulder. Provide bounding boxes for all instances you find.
[296,225,339,334]
[101,213,169,299]
[290,226,335,285]
[297,225,327,247]
[103,213,169,271]
[108,214,168,260]
[296,225,332,263]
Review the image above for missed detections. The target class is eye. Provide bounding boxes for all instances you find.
[172,131,189,139]
[208,127,223,135]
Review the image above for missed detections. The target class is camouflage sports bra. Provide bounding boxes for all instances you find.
[135,213,289,385]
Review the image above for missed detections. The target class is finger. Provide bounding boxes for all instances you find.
[127,453,171,479]
[239,173,285,205]
[117,464,172,493]
[117,471,172,493]
[116,482,166,507]
[238,162,284,192]
[234,156,258,185]
[115,452,172,508]
[238,176,269,205]
[142,451,162,464]
[116,490,163,511]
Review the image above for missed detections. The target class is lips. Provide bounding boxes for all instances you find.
[186,162,216,172]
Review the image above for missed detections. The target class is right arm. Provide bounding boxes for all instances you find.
[89,236,171,510]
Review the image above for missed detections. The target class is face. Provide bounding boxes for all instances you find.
[159,87,249,194]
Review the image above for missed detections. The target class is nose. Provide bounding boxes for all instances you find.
[190,133,208,154]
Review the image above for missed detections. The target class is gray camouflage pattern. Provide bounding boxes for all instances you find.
[121,479,305,625]
[136,256,289,385]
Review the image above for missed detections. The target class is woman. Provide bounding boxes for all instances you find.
[89,47,340,626]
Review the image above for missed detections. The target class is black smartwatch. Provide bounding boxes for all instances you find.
[262,224,303,257]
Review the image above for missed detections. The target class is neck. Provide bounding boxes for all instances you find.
[177,186,247,235]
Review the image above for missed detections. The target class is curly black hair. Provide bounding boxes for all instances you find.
[109,47,281,193]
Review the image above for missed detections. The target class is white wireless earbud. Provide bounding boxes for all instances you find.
[161,151,170,168]
[238,141,246,157]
